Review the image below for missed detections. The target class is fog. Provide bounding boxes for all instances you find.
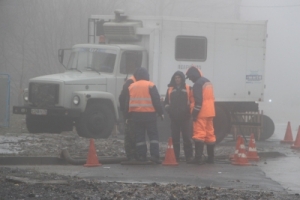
[240,0,300,126]
[0,0,299,126]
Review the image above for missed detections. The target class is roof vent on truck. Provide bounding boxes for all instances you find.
[103,10,142,42]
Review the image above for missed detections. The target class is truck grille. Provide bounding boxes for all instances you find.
[29,83,59,107]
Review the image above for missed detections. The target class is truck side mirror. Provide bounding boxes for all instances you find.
[58,49,64,64]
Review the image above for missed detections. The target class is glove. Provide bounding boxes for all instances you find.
[160,114,164,121]
[192,109,199,122]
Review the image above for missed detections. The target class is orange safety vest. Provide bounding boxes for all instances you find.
[167,85,192,106]
[200,82,215,117]
[129,80,155,112]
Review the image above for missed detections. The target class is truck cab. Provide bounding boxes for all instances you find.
[13,43,147,139]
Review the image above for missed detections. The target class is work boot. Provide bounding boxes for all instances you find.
[149,156,162,164]
[136,155,147,162]
[206,144,215,164]
[185,156,193,163]
[184,146,193,163]
[187,142,205,165]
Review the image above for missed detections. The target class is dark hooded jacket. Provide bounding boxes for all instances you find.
[164,71,191,120]
[126,68,163,121]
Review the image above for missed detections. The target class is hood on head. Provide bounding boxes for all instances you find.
[133,67,149,81]
[186,66,202,82]
[168,71,186,87]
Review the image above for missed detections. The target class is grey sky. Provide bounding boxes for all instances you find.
[240,0,300,123]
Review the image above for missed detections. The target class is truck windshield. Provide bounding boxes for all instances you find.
[67,48,117,73]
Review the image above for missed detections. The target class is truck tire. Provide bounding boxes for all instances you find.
[76,103,114,139]
[214,106,231,144]
[260,115,275,140]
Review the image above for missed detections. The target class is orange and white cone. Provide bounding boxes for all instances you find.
[291,126,300,149]
[162,137,178,166]
[230,135,241,161]
[232,137,251,166]
[247,133,260,161]
[280,121,294,144]
[84,139,101,167]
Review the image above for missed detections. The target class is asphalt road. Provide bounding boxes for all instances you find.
[3,121,300,194]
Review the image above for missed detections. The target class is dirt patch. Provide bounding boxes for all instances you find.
[0,114,235,159]
[1,167,299,200]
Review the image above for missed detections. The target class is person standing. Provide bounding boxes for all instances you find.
[186,66,216,164]
[126,68,164,164]
[119,75,137,161]
[164,71,193,162]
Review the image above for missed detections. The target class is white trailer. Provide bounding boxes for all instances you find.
[13,10,274,142]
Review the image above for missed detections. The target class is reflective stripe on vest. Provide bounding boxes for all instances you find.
[167,85,191,105]
[129,80,155,112]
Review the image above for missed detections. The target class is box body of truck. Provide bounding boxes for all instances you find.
[89,13,269,141]
[90,14,267,103]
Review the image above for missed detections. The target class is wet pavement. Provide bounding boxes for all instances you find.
[5,161,284,192]
[2,121,300,195]
[257,122,300,194]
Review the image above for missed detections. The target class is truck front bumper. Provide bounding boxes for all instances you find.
[13,106,81,117]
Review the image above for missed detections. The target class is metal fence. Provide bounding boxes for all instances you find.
[0,74,10,127]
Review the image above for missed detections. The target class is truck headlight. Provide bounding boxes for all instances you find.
[73,96,80,105]
[23,91,29,102]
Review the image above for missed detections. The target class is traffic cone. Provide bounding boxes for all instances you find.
[247,133,260,161]
[162,137,178,166]
[280,121,294,144]
[84,139,101,167]
[230,135,241,161]
[232,137,251,166]
[291,126,300,149]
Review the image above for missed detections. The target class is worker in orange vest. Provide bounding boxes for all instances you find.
[186,66,216,164]
[119,75,137,161]
[127,68,164,164]
[164,71,193,162]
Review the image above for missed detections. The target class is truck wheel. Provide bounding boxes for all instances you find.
[259,115,275,140]
[214,106,231,144]
[76,103,114,139]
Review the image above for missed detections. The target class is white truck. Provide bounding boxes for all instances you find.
[13,10,274,142]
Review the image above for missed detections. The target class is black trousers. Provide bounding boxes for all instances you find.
[171,118,193,159]
[124,119,136,160]
[134,120,160,159]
